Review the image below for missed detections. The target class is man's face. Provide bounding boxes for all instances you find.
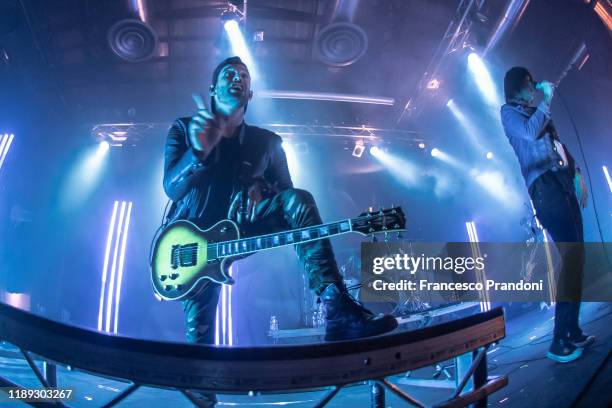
[515,75,535,104]
[212,63,252,109]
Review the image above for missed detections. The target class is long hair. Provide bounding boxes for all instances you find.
[504,66,532,103]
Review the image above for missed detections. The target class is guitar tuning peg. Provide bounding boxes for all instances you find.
[384,232,390,242]
[396,231,403,240]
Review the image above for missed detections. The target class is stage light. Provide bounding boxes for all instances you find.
[465,221,490,312]
[418,142,426,149]
[215,264,234,346]
[98,200,133,333]
[0,133,14,172]
[431,148,440,157]
[113,201,133,334]
[282,140,306,187]
[282,141,296,170]
[426,78,440,89]
[467,52,502,107]
[472,170,522,210]
[98,141,110,154]
[465,221,480,243]
[256,90,394,106]
[223,20,257,81]
[446,99,486,153]
[98,201,119,331]
[352,141,365,158]
[486,152,494,159]
[60,142,110,211]
[603,166,612,193]
[370,146,420,186]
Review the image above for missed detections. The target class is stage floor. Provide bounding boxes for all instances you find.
[1,302,610,407]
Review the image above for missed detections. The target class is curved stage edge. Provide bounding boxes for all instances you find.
[0,302,508,407]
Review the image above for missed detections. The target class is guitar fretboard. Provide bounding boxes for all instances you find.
[208,219,352,258]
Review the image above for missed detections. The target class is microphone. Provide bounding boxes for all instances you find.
[536,42,587,89]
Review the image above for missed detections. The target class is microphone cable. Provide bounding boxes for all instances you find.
[556,89,611,269]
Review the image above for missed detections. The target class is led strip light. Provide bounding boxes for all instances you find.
[215,266,234,345]
[98,201,133,333]
[465,221,490,312]
[0,133,14,172]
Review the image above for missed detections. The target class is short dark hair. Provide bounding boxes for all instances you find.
[210,56,250,113]
[211,56,248,87]
[504,66,533,103]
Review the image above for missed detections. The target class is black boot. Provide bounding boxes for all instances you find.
[321,283,398,341]
[547,337,583,363]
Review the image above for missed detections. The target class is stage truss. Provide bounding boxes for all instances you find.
[91,122,426,148]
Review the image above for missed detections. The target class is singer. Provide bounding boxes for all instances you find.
[162,56,396,405]
[500,67,595,364]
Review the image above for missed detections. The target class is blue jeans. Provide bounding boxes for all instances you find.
[529,171,584,340]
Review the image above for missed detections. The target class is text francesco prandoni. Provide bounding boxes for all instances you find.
[368,253,544,293]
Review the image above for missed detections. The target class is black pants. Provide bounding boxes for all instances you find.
[182,188,344,344]
[529,171,584,340]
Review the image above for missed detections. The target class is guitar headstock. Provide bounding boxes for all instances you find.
[351,206,406,236]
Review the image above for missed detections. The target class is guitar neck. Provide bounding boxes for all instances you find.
[210,219,353,258]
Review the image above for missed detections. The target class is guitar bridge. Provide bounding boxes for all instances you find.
[171,243,198,269]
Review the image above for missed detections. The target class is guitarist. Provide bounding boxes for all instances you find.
[163,56,397,348]
[500,67,594,363]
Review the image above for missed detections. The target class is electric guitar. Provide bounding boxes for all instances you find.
[151,207,405,300]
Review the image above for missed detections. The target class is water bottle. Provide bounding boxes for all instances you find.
[269,315,279,340]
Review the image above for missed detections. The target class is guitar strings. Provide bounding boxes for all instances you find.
[200,212,403,251]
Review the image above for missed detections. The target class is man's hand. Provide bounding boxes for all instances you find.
[228,178,270,224]
[575,171,589,209]
[188,93,221,155]
[536,81,555,105]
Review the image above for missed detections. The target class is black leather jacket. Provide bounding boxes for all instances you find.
[163,118,293,227]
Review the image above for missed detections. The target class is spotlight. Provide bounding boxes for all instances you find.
[98,141,110,155]
[352,141,365,158]
[446,98,487,154]
[223,19,257,80]
[418,142,426,149]
[486,152,494,159]
[282,141,303,186]
[60,141,110,210]
[426,78,440,89]
[467,52,502,107]
[431,148,440,157]
[369,144,421,186]
[220,4,243,24]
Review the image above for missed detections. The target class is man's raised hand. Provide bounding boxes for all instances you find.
[188,93,221,154]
